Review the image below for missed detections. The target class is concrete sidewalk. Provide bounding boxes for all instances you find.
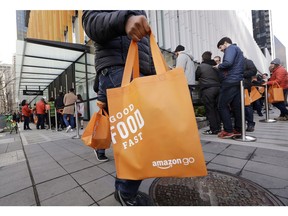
[0,106,288,206]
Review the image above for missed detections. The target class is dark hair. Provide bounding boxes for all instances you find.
[49,97,55,101]
[69,88,75,92]
[21,99,27,106]
[217,37,232,48]
[202,51,212,61]
[59,92,63,96]
[77,94,83,102]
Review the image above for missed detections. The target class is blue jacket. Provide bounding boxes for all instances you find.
[218,44,244,84]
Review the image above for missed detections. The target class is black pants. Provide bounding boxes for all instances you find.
[201,87,221,132]
[37,114,45,129]
[23,116,30,129]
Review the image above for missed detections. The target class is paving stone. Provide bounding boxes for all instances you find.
[251,154,288,168]
[71,166,108,185]
[97,194,121,206]
[32,166,68,184]
[254,148,288,159]
[227,144,257,153]
[220,148,252,160]
[203,152,217,162]
[0,187,36,206]
[97,160,116,174]
[62,159,94,173]
[0,177,32,198]
[40,187,94,206]
[82,175,115,202]
[202,142,229,154]
[244,161,288,180]
[210,155,248,169]
[36,175,78,201]
[206,163,240,175]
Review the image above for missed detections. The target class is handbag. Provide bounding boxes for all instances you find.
[106,33,207,180]
[244,89,252,106]
[268,82,284,103]
[81,102,111,150]
[250,86,262,103]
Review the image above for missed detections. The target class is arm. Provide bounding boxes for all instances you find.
[218,46,237,70]
[82,10,150,44]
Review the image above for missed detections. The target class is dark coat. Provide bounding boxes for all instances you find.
[243,58,257,91]
[82,10,156,92]
[195,59,220,90]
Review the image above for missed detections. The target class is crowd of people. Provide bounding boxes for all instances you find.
[19,88,85,133]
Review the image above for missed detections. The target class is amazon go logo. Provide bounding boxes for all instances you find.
[152,157,195,169]
[110,104,144,150]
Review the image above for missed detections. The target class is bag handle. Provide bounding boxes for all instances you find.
[122,32,169,87]
[272,81,281,88]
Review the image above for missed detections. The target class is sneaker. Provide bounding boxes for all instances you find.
[233,129,242,136]
[114,190,154,206]
[94,150,108,162]
[246,126,254,132]
[65,125,71,133]
[218,130,235,139]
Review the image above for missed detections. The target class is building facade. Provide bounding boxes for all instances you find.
[17,10,274,119]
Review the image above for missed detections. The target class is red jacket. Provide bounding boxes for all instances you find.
[267,65,288,89]
[22,104,31,117]
[36,100,46,114]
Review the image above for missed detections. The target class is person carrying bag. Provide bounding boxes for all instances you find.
[107,32,207,180]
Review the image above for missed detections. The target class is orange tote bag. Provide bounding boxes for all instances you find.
[244,89,251,106]
[107,33,207,180]
[268,82,284,103]
[81,104,111,150]
[250,86,262,103]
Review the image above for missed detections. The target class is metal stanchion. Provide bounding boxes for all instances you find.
[48,109,52,130]
[233,80,256,142]
[72,102,80,139]
[259,84,276,123]
[54,107,58,132]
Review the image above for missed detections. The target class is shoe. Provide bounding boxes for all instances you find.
[233,129,242,136]
[81,127,83,130]
[27,128,32,130]
[246,126,254,132]
[114,190,154,206]
[202,129,220,135]
[70,129,74,132]
[94,150,108,162]
[218,130,235,139]
[65,125,71,133]
[258,113,263,117]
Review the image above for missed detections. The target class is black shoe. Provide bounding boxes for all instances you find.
[94,150,108,162]
[202,129,220,135]
[246,126,254,132]
[114,190,154,206]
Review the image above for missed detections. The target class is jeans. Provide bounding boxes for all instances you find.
[218,83,242,133]
[245,105,255,127]
[98,66,142,197]
[63,114,75,128]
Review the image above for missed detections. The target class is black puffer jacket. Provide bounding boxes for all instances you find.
[82,10,155,76]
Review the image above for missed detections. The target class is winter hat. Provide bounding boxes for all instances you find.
[271,58,281,65]
[174,45,185,52]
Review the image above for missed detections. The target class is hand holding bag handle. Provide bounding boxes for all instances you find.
[122,33,169,87]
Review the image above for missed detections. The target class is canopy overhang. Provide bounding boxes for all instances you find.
[16,38,90,94]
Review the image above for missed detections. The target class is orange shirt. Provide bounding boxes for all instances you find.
[22,105,31,117]
[36,100,46,114]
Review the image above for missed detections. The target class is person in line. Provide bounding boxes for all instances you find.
[77,94,84,130]
[196,51,221,135]
[63,88,78,132]
[36,98,46,129]
[55,92,65,130]
[82,10,155,206]
[21,99,32,130]
[251,75,264,117]
[243,57,258,132]
[174,45,196,100]
[265,58,288,121]
[213,37,244,139]
[48,97,56,129]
